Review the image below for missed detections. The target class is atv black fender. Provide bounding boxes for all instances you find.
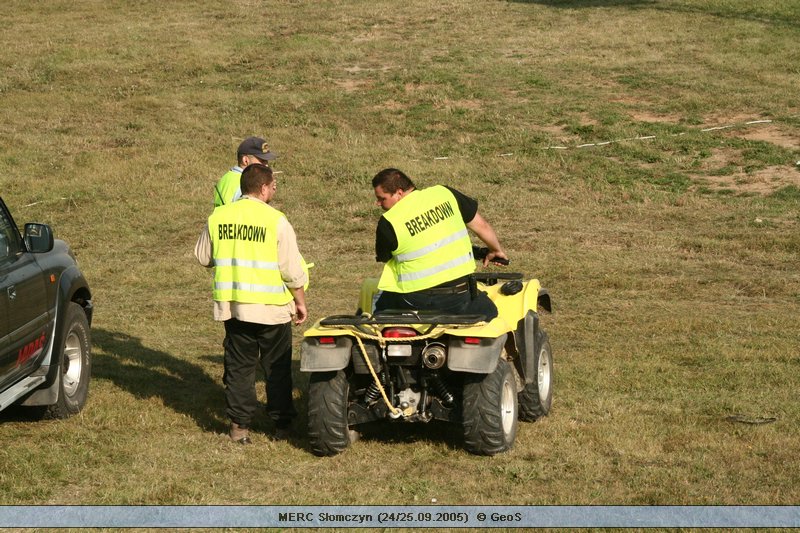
[514,310,539,385]
[508,286,550,385]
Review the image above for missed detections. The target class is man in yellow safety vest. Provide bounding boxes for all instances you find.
[371,168,508,320]
[213,136,277,208]
[196,164,307,444]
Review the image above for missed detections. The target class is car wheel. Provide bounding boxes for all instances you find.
[307,370,354,456]
[518,329,552,422]
[462,358,518,456]
[46,302,91,419]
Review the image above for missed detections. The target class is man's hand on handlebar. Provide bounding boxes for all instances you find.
[483,250,509,267]
[472,245,510,267]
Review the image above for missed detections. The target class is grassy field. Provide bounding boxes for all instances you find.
[1,0,799,507]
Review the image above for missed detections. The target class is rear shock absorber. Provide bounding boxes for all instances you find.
[364,381,381,404]
[364,364,390,405]
[427,371,454,407]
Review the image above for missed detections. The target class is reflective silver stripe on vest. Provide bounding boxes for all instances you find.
[214,282,287,294]
[396,252,473,282]
[213,258,279,270]
[394,228,469,263]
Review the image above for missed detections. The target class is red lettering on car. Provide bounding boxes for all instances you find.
[16,332,46,366]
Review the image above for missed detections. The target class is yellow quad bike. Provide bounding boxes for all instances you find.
[300,248,553,456]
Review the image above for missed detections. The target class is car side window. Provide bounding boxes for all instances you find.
[0,208,22,261]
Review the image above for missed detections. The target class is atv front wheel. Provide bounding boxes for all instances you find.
[518,329,552,422]
[307,370,355,456]
[462,359,518,455]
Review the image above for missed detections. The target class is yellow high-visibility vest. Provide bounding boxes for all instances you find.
[209,198,293,305]
[213,168,242,208]
[378,186,474,293]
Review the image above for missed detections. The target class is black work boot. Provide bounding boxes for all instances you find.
[274,419,292,441]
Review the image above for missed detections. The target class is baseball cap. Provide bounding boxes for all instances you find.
[237,136,277,161]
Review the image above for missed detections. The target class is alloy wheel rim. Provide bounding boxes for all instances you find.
[501,378,515,434]
[538,347,551,402]
[63,330,83,396]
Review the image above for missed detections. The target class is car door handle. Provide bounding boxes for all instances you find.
[7,285,16,301]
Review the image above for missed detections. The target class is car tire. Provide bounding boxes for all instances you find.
[462,358,518,456]
[518,329,552,422]
[45,302,91,419]
[307,370,354,456]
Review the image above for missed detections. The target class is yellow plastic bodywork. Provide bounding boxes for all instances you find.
[303,276,541,339]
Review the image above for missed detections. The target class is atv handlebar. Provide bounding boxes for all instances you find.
[472,245,509,266]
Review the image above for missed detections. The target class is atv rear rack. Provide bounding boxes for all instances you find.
[320,311,487,327]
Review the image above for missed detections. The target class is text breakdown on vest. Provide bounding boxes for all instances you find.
[217,223,268,242]
[404,201,455,237]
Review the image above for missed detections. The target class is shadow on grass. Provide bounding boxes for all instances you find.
[92,328,226,434]
[356,420,464,451]
[92,332,327,452]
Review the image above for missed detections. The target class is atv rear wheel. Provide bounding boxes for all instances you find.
[307,370,355,456]
[462,359,518,455]
[518,329,552,422]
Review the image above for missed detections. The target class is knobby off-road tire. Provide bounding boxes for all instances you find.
[307,370,355,457]
[462,359,519,456]
[518,329,553,422]
[45,302,92,419]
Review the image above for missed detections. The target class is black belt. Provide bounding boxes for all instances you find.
[419,282,469,295]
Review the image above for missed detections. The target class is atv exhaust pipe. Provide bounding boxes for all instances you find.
[422,343,447,370]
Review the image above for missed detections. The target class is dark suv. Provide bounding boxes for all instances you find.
[0,197,93,418]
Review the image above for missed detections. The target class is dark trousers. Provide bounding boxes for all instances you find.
[374,287,498,320]
[222,318,297,427]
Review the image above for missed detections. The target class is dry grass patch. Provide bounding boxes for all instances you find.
[698,165,800,195]
[738,123,800,150]
[628,110,685,124]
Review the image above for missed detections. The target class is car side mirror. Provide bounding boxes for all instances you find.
[24,223,54,253]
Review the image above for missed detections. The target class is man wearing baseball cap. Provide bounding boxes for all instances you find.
[213,136,278,208]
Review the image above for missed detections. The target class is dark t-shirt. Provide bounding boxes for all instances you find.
[375,186,478,262]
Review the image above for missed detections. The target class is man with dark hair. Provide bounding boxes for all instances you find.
[196,164,307,444]
[371,168,508,319]
[213,136,278,208]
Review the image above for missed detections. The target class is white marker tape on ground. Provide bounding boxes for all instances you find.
[410,119,776,160]
[544,119,773,150]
